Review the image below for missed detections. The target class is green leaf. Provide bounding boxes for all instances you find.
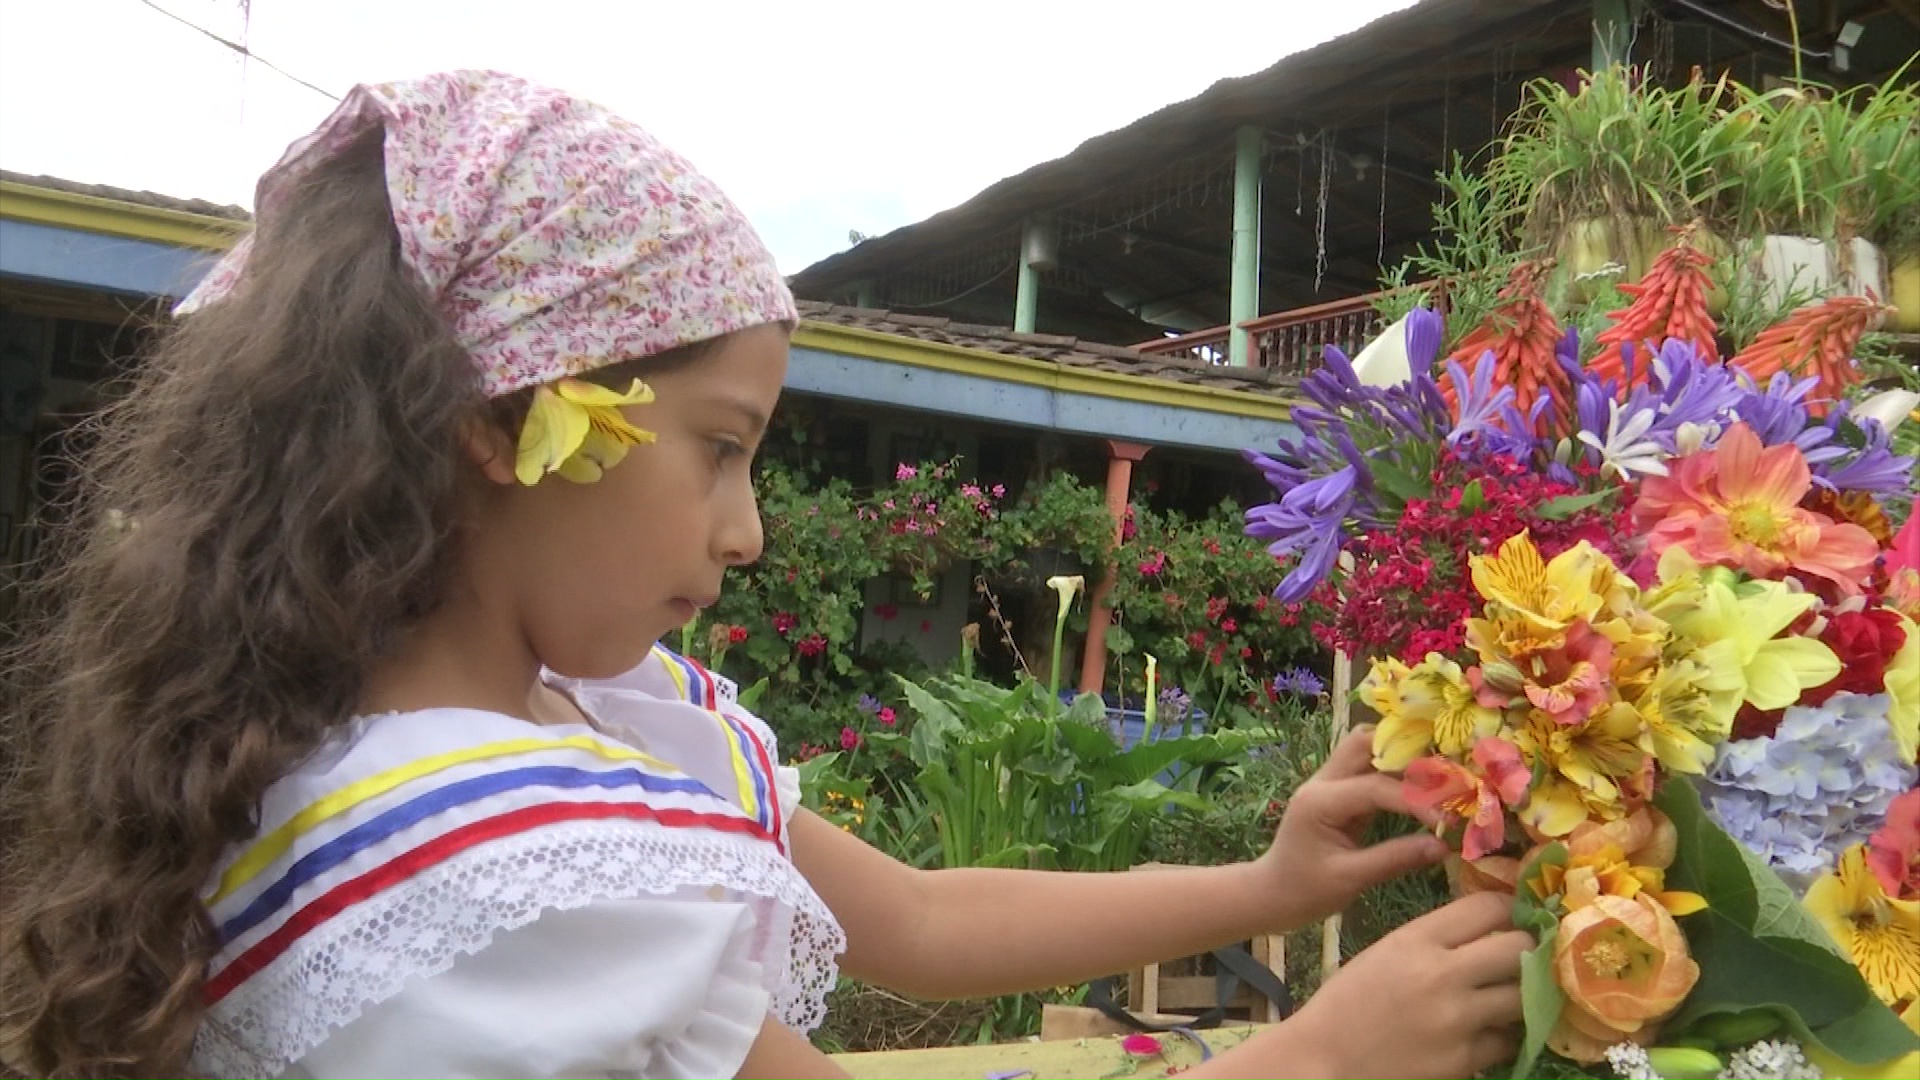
[1510,844,1567,1080]
[1655,779,1920,1065]
[1368,458,1432,503]
[1534,489,1617,521]
[1655,780,1759,929]
[736,677,770,712]
[1014,751,1078,785]
[1104,624,1136,655]
[1091,778,1213,816]
[1460,479,1486,512]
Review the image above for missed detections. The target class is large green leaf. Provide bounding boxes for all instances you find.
[1091,778,1214,817]
[1655,779,1920,1065]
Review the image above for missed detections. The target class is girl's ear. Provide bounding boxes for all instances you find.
[460,415,520,487]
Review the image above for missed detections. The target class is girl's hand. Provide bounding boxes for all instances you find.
[1184,893,1528,1079]
[1252,725,1447,928]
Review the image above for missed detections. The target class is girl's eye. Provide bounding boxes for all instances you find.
[710,437,747,464]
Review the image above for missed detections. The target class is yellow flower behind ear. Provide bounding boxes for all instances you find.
[515,378,656,486]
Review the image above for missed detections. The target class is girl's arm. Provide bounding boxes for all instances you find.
[789,727,1444,999]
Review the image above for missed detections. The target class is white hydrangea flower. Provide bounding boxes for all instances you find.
[1608,1042,1661,1080]
[1718,1040,1823,1080]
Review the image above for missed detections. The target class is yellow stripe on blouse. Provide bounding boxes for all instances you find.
[651,646,762,825]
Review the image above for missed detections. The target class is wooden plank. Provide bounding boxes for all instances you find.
[834,1024,1268,1080]
[1039,1004,1234,1042]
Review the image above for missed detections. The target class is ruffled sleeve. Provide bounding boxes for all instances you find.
[283,893,771,1079]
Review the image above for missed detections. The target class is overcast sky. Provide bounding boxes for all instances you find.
[0,0,1418,272]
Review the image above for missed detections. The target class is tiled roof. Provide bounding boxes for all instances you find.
[0,170,252,222]
[796,301,1297,398]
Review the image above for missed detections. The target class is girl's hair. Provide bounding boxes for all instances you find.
[0,130,487,1077]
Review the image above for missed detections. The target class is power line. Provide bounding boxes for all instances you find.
[134,0,339,102]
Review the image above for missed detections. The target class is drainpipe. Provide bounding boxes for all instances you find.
[1592,0,1632,70]
[1227,126,1264,367]
[1078,440,1152,695]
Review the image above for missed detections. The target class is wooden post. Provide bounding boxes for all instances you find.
[1078,441,1151,695]
[1321,551,1359,976]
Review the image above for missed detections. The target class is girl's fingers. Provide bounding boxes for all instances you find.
[1468,1026,1523,1074]
[1459,929,1535,987]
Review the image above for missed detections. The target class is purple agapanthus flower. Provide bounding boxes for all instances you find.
[1271,668,1327,698]
[1245,465,1357,602]
[1158,685,1193,720]
[1444,350,1516,449]
[855,694,882,715]
[1720,371,1917,495]
[1242,312,1463,600]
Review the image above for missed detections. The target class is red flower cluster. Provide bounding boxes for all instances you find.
[1310,453,1631,664]
[1801,607,1907,705]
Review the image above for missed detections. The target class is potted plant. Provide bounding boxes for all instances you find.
[1738,78,1917,314]
[1496,67,1743,307]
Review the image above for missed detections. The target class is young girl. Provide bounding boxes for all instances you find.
[0,71,1527,1079]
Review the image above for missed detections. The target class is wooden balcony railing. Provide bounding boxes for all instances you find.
[1135,281,1449,377]
[1133,324,1231,365]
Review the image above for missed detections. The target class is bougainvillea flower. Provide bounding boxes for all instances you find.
[1806,845,1920,1008]
[1888,514,1920,623]
[1549,894,1701,1064]
[515,377,656,485]
[1633,423,1880,593]
[1367,654,1503,770]
[1403,738,1531,861]
[1869,790,1920,902]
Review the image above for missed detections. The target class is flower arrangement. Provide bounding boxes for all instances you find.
[1246,230,1920,1077]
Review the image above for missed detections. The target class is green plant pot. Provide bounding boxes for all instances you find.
[1891,255,1920,334]
[1555,217,1660,306]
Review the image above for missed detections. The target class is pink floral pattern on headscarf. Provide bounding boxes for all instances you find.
[178,70,795,398]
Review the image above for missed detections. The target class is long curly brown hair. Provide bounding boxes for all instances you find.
[0,130,487,1077]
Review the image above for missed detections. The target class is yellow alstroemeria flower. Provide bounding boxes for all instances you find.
[1367,653,1502,771]
[1625,655,1731,775]
[515,377,657,486]
[1806,845,1920,1008]
[1650,547,1839,723]
[1886,613,1919,763]
[1513,701,1655,836]
[1469,532,1614,637]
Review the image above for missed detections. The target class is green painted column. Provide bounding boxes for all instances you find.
[1227,126,1263,367]
[854,279,879,309]
[1592,0,1632,70]
[1014,261,1038,333]
[1014,221,1043,333]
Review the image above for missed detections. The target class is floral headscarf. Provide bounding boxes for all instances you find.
[179,70,795,483]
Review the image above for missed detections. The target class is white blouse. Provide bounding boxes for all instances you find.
[190,648,843,1079]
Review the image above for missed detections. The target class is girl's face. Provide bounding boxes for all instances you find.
[477,324,789,680]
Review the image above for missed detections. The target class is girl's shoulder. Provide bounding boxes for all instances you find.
[192,652,840,1078]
